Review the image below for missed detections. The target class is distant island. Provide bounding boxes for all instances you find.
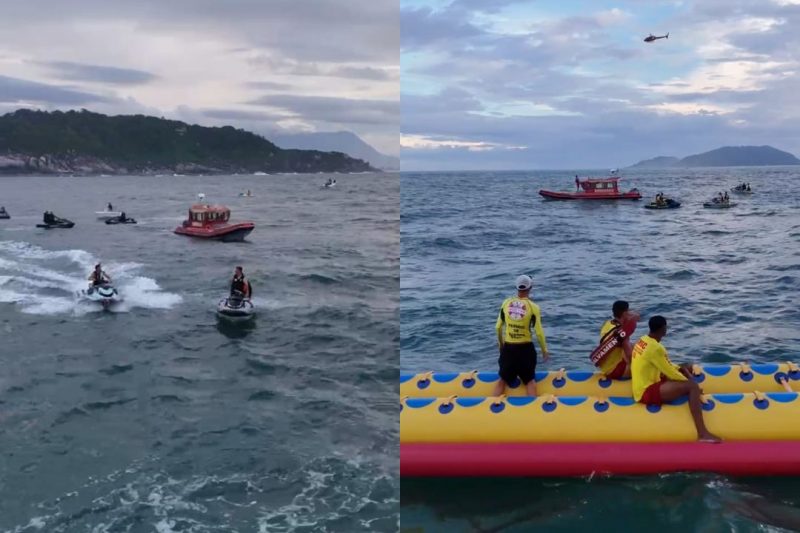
[628,145,800,169]
[271,131,399,171]
[0,109,375,175]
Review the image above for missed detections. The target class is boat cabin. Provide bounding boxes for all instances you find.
[184,204,231,227]
[579,177,621,193]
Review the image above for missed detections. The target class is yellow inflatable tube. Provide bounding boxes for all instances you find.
[400,391,800,443]
[400,362,800,398]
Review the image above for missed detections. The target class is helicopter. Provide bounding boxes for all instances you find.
[644,32,669,43]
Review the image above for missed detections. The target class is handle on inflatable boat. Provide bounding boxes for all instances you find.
[542,394,557,405]
[691,364,702,376]
[440,395,458,406]
[779,378,793,392]
[753,390,766,401]
[416,371,433,389]
[738,362,752,375]
[490,394,508,405]
[787,361,800,373]
[554,368,567,381]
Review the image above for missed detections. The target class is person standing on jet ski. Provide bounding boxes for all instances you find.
[230,266,252,299]
[88,263,111,287]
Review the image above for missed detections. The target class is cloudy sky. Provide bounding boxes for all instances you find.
[0,0,399,156]
[402,0,800,170]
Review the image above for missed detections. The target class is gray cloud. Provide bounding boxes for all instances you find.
[201,108,290,122]
[248,56,395,81]
[247,81,294,91]
[36,61,158,85]
[0,75,114,105]
[0,0,398,156]
[401,7,482,49]
[0,0,398,64]
[402,0,800,168]
[330,66,395,81]
[250,94,399,126]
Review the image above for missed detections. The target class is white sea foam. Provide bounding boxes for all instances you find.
[0,240,182,315]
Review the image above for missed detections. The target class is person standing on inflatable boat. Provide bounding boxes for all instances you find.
[492,275,550,397]
[632,316,722,443]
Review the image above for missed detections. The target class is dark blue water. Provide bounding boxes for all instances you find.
[401,168,800,532]
[0,173,399,532]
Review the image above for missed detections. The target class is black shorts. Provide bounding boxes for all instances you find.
[498,342,537,385]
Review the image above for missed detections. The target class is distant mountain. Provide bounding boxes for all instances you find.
[270,131,399,171]
[0,109,374,175]
[679,145,800,167]
[628,145,800,169]
[628,156,680,169]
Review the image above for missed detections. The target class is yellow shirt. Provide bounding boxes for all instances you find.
[631,334,687,401]
[597,319,625,374]
[495,296,548,352]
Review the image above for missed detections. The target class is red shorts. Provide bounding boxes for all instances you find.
[605,359,628,380]
[640,378,668,405]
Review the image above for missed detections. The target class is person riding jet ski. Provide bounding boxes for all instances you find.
[88,263,112,287]
[230,266,252,299]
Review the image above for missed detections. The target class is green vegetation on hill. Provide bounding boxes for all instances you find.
[0,109,374,174]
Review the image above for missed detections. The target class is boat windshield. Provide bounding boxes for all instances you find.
[189,208,230,222]
[581,179,619,192]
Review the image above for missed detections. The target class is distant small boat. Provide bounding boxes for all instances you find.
[0,208,9,220]
[644,198,681,209]
[37,216,75,229]
[96,209,122,221]
[704,201,737,209]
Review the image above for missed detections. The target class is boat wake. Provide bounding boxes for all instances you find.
[0,241,182,315]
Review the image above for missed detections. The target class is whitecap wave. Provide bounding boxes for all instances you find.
[0,240,182,315]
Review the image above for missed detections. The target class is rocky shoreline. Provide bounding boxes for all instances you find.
[0,153,375,175]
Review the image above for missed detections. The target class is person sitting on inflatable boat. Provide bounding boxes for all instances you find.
[88,263,111,287]
[590,300,640,379]
[492,275,550,397]
[230,266,252,299]
[632,315,722,443]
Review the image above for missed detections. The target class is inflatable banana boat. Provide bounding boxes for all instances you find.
[400,363,800,477]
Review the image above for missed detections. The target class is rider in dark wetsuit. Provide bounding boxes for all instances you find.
[230,266,252,299]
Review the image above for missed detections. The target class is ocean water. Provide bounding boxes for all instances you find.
[0,173,399,532]
[401,168,800,532]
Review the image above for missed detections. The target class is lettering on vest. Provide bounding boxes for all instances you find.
[589,323,622,366]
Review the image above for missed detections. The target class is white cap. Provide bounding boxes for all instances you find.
[515,275,533,291]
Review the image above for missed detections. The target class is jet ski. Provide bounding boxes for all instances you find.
[644,198,681,209]
[96,210,122,221]
[322,179,337,189]
[731,187,753,194]
[217,291,254,318]
[703,201,737,209]
[81,283,122,309]
[36,216,75,229]
[105,216,137,225]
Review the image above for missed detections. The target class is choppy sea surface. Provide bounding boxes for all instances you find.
[0,173,399,532]
[401,168,800,532]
